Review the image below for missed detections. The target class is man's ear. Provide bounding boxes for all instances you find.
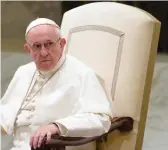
[60,38,66,49]
[24,44,31,53]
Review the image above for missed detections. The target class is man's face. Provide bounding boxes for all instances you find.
[24,25,66,72]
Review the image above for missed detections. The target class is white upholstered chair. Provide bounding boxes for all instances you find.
[35,2,161,150]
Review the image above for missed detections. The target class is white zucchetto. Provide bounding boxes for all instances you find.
[25,18,59,36]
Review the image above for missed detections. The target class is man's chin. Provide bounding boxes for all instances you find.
[39,68,52,72]
[38,65,54,72]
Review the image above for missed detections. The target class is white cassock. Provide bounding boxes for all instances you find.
[0,54,114,150]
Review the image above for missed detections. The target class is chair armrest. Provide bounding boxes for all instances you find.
[35,117,133,149]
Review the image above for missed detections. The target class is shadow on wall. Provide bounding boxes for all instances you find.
[143,54,168,150]
[1,52,32,96]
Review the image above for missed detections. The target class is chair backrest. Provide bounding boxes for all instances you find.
[60,2,161,150]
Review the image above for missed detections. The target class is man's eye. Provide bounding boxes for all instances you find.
[33,44,41,49]
[47,42,53,46]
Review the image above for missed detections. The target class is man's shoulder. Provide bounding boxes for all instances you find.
[65,54,93,74]
[16,62,36,74]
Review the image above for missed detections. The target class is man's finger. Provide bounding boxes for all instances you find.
[30,130,38,147]
[46,132,52,144]
[37,133,46,148]
[33,133,40,149]
[30,135,34,147]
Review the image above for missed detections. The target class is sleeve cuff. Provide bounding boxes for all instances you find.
[52,122,68,136]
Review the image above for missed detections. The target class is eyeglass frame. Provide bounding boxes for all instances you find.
[27,37,61,52]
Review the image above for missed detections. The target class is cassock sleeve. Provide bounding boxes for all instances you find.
[54,68,115,137]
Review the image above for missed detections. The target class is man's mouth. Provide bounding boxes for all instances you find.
[41,60,50,62]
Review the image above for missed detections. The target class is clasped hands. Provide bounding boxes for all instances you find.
[30,123,60,149]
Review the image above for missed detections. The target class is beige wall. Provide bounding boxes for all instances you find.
[1,1,62,52]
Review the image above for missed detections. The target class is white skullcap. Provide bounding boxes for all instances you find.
[25,18,59,37]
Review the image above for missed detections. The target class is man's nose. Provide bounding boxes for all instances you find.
[40,46,48,56]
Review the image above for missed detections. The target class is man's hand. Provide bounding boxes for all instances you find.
[30,124,60,149]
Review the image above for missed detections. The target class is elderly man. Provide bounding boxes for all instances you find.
[1,18,113,150]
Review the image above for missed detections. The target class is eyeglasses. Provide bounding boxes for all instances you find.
[28,37,61,52]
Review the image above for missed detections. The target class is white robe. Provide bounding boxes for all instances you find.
[0,54,114,150]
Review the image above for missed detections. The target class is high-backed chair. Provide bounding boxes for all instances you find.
[33,2,161,150]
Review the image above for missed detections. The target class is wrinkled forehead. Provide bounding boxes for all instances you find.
[26,24,60,43]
